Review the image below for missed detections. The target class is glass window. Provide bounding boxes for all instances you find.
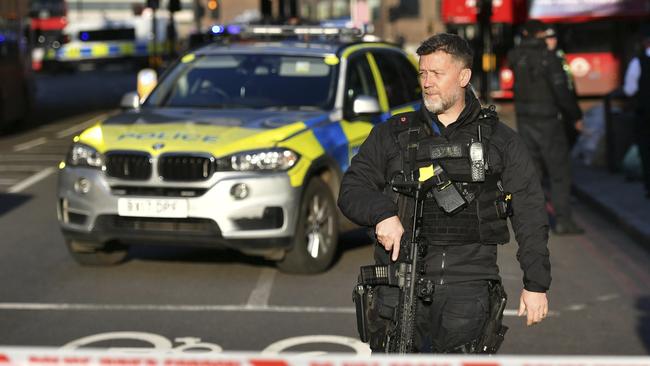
[392,53,421,102]
[372,51,418,108]
[344,53,378,117]
[145,54,337,110]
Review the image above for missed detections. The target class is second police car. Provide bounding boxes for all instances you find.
[57,25,421,273]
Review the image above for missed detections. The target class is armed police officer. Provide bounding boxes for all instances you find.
[338,33,551,353]
[543,25,582,148]
[508,20,584,235]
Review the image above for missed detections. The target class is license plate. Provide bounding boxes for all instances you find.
[117,198,188,218]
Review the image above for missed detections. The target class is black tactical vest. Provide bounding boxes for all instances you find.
[389,107,510,246]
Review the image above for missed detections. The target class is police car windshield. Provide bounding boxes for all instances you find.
[145,54,337,110]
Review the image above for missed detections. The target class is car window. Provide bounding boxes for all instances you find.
[392,53,421,102]
[343,53,378,118]
[371,50,418,108]
[145,54,337,110]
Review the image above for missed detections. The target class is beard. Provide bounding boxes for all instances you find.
[422,90,459,114]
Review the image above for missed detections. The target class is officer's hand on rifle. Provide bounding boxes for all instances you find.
[375,216,404,261]
[518,289,549,326]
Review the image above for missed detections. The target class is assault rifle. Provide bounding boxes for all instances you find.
[355,171,433,353]
[385,172,432,353]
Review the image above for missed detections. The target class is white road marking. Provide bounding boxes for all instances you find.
[262,335,371,356]
[503,309,560,317]
[246,268,276,307]
[55,113,108,139]
[566,304,587,311]
[0,302,557,317]
[0,154,64,162]
[0,165,52,172]
[7,167,56,193]
[13,137,47,152]
[0,303,355,313]
[596,293,620,301]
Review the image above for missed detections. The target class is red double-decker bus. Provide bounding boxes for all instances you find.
[442,0,650,98]
[29,0,67,71]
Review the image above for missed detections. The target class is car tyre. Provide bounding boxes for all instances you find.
[277,177,339,273]
[66,239,128,266]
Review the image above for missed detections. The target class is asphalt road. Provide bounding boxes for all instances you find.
[0,69,649,355]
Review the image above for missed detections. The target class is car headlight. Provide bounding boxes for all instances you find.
[218,149,300,171]
[66,143,104,168]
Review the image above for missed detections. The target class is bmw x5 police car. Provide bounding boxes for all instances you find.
[57,25,421,273]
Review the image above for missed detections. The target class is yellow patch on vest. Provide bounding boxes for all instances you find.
[419,165,434,182]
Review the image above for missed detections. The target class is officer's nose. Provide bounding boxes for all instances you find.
[421,75,431,89]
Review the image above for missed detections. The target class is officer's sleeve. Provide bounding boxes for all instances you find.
[546,53,583,122]
[497,125,551,292]
[338,123,398,227]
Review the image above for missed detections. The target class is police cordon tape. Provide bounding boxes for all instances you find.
[0,348,649,366]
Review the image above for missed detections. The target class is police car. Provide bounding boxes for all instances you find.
[57,25,421,273]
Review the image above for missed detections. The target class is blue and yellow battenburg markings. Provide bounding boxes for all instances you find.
[48,41,166,61]
[305,115,350,172]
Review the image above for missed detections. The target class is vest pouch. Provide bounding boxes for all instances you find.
[366,285,400,351]
[432,182,467,214]
[494,191,513,219]
[353,284,371,342]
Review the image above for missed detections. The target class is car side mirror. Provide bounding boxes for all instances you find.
[352,95,381,116]
[120,91,140,110]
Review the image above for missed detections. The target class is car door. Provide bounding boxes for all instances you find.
[338,49,384,170]
[369,49,421,118]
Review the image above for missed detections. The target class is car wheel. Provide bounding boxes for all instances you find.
[277,177,339,273]
[66,239,128,266]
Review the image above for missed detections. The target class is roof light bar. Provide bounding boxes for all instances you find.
[242,25,363,38]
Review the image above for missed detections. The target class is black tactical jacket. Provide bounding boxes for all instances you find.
[338,91,551,292]
[507,37,582,123]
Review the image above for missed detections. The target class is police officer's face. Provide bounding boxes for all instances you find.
[419,51,471,115]
[545,36,557,51]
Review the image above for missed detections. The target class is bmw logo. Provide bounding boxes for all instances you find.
[152,143,165,150]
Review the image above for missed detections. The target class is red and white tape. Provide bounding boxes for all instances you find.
[0,348,649,366]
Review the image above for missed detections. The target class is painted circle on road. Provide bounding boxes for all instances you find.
[261,335,371,356]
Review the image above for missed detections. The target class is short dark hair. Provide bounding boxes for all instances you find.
[416,33,473,69]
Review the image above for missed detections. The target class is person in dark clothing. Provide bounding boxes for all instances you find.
[543,25,583,148]
[507,20,584,235]
[338,33,551,353]
[623,28,650,199]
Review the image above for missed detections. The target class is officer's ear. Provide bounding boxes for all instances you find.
[459,67,471,88]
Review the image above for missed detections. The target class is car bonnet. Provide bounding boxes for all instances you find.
[75,108,332,158]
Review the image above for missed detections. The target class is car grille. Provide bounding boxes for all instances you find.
[105,152,152,180]
[159,155,214,181]
[110,186,208,197]
[96,215,220,235]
